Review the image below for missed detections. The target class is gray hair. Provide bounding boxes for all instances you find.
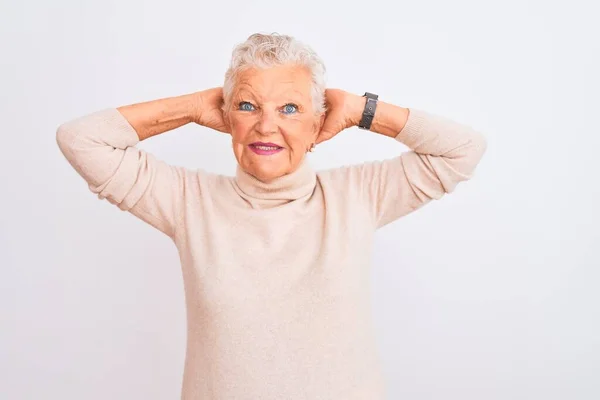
[222,33,327,115]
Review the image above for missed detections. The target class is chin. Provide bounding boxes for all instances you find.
[241,154,296,182]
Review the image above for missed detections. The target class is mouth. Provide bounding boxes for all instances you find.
[249,142,284,155]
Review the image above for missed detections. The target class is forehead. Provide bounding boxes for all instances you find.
[234,65,312,100]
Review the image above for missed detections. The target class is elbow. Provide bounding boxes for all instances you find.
[56,123,71,153]
[440,132,488,191]
[56,119,91,167]
[468,132,488,177]
[56,122,78,160]
[472,131,488,164]
[456,131,488,176]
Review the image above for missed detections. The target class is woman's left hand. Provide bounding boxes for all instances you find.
[316,89,365,144]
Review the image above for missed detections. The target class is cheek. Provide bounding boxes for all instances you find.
[230,118,253,143]
[228,118,252,162]
[284,135,309,153]
[282,119,317,149]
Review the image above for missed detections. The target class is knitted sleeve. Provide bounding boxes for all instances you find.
[332,108,488,228]
[56,108,186,238]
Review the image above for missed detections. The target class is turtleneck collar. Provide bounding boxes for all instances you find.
[233,158,317,209]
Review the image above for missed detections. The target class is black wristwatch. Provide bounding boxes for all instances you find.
[358,92,378,130]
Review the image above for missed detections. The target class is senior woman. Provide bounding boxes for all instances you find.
[56,33,487,399]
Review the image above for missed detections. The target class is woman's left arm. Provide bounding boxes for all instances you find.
[317,89,488,228]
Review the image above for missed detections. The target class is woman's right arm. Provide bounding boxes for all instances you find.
[56,90,221,238]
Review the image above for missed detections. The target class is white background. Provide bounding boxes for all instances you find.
[1,0,599,399]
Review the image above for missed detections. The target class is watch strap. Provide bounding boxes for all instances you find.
[358,92,378,130]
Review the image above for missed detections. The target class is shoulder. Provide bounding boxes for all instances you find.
[316,160,384,189]
[316,163,368,200]
[181,168,235,193]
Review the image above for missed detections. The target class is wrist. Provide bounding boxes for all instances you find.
[187,91,204,125]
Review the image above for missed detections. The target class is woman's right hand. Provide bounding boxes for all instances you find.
[194,87,230,134]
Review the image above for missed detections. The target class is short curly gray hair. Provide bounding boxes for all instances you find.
[222,33,327,114]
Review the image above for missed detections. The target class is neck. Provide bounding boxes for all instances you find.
[234,158,317,208]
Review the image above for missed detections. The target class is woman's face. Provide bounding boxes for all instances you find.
[225,65,324,182]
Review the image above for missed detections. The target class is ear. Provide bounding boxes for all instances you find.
[319,112,326,128]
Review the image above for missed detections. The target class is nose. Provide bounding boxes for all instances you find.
[256,108,279,136]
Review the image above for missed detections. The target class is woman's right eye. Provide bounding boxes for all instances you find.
[239,102,255,111]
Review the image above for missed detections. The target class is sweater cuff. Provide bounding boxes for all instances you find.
[58,107,141,150]
[96,108,141,148]
[394,108,429,148]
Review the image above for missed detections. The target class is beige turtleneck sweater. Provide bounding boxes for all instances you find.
[56,106,486,399]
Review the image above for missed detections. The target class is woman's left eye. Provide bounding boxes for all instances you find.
[282,104,298,114]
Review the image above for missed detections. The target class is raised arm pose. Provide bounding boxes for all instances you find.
[57,32,487,400]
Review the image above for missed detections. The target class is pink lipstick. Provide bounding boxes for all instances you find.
[249,142,284,156]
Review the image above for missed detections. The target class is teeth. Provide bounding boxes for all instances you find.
[255,146,279,150]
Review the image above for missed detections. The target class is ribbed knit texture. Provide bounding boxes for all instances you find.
[56,107,486,399]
